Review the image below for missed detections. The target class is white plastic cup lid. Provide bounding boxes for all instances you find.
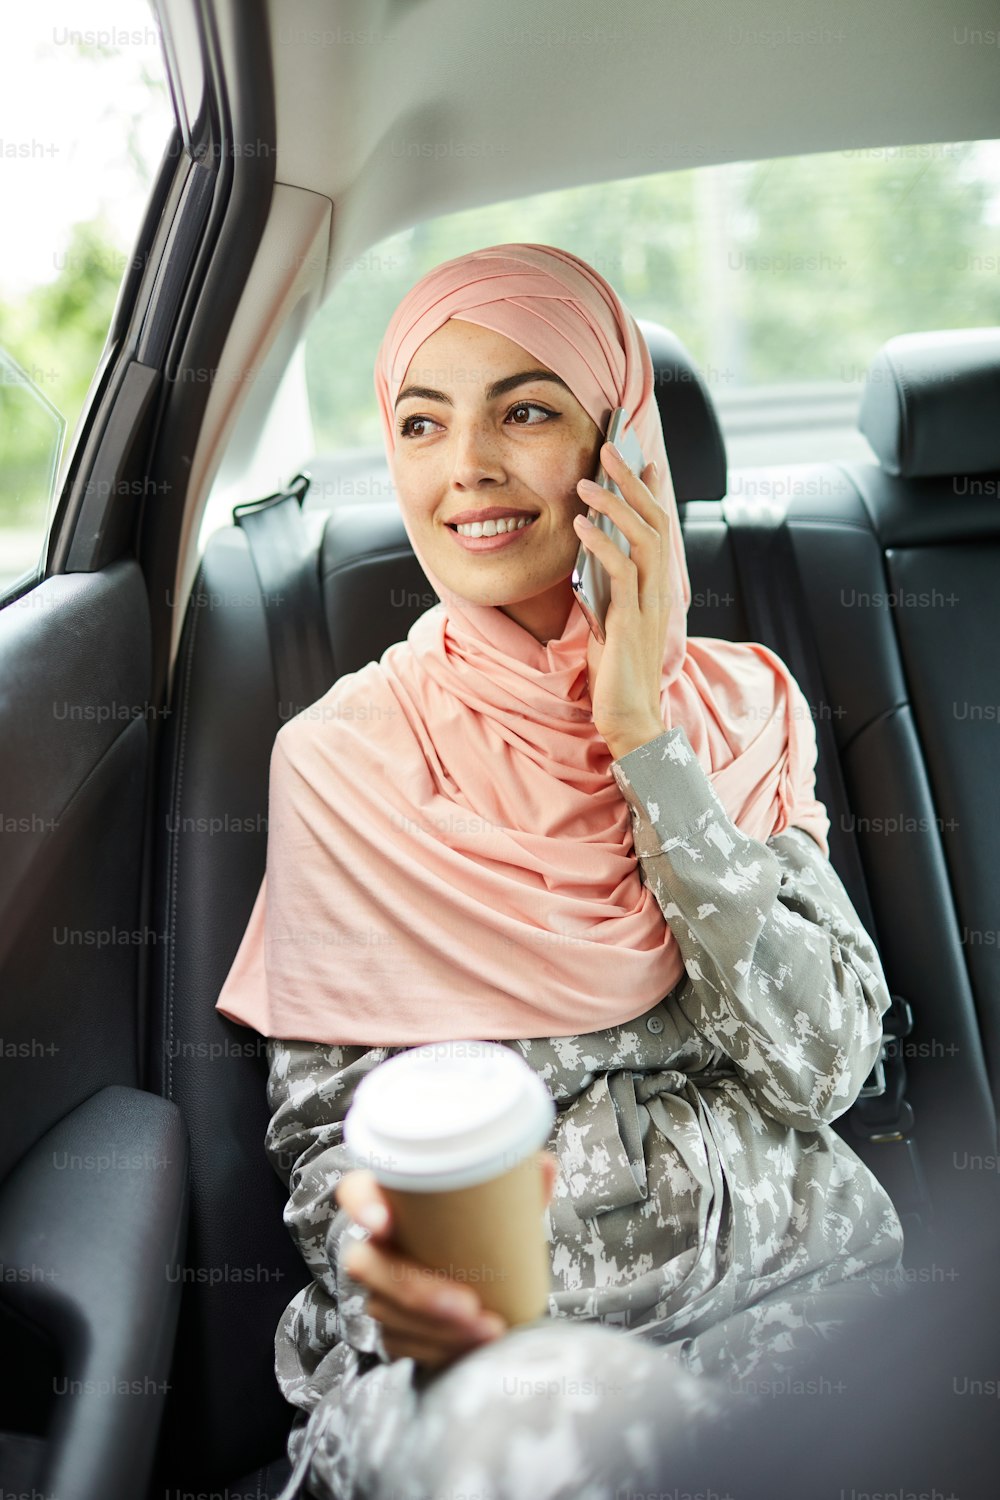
[344,1039,556,1191]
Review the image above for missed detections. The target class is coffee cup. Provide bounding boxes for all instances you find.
[344,1039,556,1325]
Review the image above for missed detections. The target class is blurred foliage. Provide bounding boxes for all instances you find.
[305,142,1000,450]
[0,218,122,527]
[0,28,168,581]
[2,137,999,571]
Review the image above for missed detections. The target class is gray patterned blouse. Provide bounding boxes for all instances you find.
[262,724,905,1425]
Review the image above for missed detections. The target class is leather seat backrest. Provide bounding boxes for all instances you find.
[840,329,1000,1183]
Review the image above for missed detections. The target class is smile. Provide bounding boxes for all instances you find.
[447,516,539,552]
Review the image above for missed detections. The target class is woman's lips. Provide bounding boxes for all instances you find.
[446,517,539,553]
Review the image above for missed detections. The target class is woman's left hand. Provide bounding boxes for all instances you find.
[574,440,675,760]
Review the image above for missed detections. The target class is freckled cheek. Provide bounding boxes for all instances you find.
[533,455,591,517]
[394,477,438,532]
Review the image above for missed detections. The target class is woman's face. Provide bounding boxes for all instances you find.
[391,319,604,644]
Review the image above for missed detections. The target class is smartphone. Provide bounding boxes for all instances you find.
[571,407,646,643]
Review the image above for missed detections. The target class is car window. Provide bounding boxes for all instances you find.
[300,139,1000,493]
[0,3,173,596]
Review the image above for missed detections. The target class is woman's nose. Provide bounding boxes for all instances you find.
[449,422,506,486]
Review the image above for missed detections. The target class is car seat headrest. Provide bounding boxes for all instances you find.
[858,327,1000,479]
[637,319,728,502]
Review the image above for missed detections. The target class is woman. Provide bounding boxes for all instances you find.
[216,243,905,1500]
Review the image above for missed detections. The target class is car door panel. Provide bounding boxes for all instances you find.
[0,561,189,1499]
[0,1086,187,1500]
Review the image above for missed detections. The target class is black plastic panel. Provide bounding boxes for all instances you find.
[0,1087,188,1500]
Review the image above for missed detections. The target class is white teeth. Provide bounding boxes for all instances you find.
[455,516,534,537]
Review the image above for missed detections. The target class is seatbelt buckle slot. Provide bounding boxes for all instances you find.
[883,993,914,1040]
[858,1046,887,1098]
[858,994,914,1099]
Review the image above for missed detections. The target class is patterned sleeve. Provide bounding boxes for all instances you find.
[610,725,890,1132]
[264,1037,395,1365]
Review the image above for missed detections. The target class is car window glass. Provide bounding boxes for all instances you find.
[0,2,173,597]
[301,140,1000,493]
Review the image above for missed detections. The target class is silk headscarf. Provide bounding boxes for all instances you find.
[215,243,830,1045]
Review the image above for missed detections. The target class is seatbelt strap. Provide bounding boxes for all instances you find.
[720,498,876,937]
[233,472,335,720]
[721,496,932,1234]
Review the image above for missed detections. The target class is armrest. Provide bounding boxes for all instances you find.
[0,1085,189,1500]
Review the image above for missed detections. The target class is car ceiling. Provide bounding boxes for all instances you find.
[267,0,1000,288]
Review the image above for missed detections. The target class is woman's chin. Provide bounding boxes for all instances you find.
[447,578,571,609]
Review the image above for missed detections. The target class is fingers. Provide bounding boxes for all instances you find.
[342,1234,474,1319]
[575,445,671,614]
[363,1286,482,1337]
[336,1165,554,1372]
[603,441,674,511]
[582,442,663,529]
[573,505,643,611]
[376,1323,495,1371]
[539,1149,559,1208]
[366,1286,504,1358]
[335,1169,393,1238]
[376,1313,502,1370]
[366,1283,504,1357]
[577,446,660,556]
[342,1235,506,1368]
[576,473,660,554]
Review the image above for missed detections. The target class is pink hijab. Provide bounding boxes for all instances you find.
[215,243,829,1046]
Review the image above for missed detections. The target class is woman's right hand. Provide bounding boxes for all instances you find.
[335,1153,559,1372]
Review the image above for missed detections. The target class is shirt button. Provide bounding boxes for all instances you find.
[646,1015,664,1034]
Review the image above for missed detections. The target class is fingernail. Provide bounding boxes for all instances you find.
[357,1202,389,1232]
[436,1289,477,1317]
[573,514,593,528]
[475,1313,506,1338]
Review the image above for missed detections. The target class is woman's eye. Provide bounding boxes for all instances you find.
[397,402,556,440]
[506,402,555,425]
[397,414,437,439]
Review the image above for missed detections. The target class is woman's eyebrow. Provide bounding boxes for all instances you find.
[394,369,570,409]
